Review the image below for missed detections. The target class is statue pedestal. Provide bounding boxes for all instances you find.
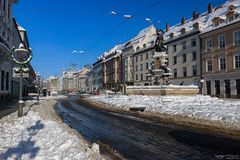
[126,85,199,96]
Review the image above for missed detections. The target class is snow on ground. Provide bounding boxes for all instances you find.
[89,94,240,125]
[0,97,102,160]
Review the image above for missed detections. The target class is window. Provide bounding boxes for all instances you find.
[193,22,199,30]
[136,46,140,51]
[3,0,6,11]
[135,74,138,80]
[125,72,128,79]
[192,51,196,61]
[219,56,226,70]
[192,65,197,76]
[140,74,143,81]
[173,45,177,52]
[215,80,220,96]
[124,59,128,67]
[166,58,169,66]
[214,21,220,27]
[140,64,143,71]
[218,35,225,49]
[135,65,138,71]
[182,54,186,63]
[206,81,211,95]
[182,67,187,77]
[236,79,240,96]
[143,44,146,48]
[173,56,177,64]
[181,28,186,35]
[135,56,138,62]
[6,72,9,91]
[206,39,212,51]
[233,31,240,46]
[228,15,234,22]
[235,55,240,68]
[191,38,196,47]
[152,51,154,57]
[140,54,143,61]
[145,53,148,59]
[1,71,4,90]
[207,59,213,72]
[145,63,148,70]
[173,69,177,78]
[182,41,186,50]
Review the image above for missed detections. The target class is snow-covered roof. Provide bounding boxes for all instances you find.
[130,25,157,51]
[103,44,123,62]
[201,0,240,34]
[17,23,26,31]
[164,0,240,41]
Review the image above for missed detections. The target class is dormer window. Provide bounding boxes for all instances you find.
[228,5,237,11]
[136,46,140,51]
[170,33,174,39]
[181,28,186,35]
[226,8,237,22]
[212,17,224,27]
[193,22,199,30]
[143,44,146,48]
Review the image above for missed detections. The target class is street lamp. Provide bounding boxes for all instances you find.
[11,43,32,117]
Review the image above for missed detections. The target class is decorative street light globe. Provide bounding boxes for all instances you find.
[11,43,33,117]
[12,43,32,65]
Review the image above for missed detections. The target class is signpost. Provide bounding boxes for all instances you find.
[11,43,32,117]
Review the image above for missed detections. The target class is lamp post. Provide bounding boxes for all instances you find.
[11,43,32,117]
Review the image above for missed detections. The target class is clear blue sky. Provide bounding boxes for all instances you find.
[13,0,225,78]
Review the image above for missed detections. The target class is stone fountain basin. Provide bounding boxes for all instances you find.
[126,85,199,96]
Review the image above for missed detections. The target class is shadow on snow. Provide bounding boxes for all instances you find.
[0,120,44,159]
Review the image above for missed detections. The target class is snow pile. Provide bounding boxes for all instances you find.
[0,110,97,160]
[89,94,240,125]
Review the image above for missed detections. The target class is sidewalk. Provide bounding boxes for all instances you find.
[0,96,103,160]
[0,99,18,119]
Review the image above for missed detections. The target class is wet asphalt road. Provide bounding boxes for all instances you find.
[55,97,240,160]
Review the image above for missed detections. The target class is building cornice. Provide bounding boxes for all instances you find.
[164,30,200,45]
[199,20,240,37]
[133,46,154,56]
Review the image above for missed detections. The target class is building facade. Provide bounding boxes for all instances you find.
[163,11,208,87]
[200,1,240,98]
[92,58,104,90]
[121,41,134,86]
[103,45,122,91]
[132,25,157,86]
[0,0,18,101]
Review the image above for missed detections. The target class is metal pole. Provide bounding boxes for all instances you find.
[18,65,24,117]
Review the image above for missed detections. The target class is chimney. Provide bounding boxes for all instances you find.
[196,13,200,19]
[166,23,170,32]
[181,16,186,25]
[192,11,196,20]
[208,3,213,14]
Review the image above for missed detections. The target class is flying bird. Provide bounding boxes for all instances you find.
[123,15,132,19]
[111,11,117,15]
[145,18,152,22]
[72,50,78,54]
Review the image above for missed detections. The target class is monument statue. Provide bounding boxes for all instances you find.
[147,31,172,85]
